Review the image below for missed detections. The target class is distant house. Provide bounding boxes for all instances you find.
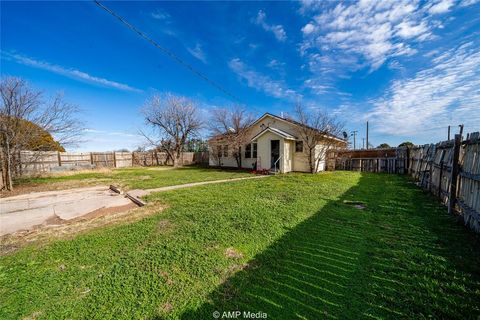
[208,113,347,173]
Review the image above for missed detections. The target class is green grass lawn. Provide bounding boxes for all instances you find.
[13,166,253,190]
[1,172,479,319]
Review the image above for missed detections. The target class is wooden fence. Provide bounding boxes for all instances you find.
[0,169,4,190]
[16,150,209,174]
[332,148,409,174]
[330,132,480,233]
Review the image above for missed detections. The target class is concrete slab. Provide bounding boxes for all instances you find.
[0,175,268,236]
[0,186,132,236]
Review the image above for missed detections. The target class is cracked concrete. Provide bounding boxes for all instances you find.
[0,175,269,236]
[0,186,132,236]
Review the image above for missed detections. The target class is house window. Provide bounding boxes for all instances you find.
[252,142,257,158]
[217,145,222,158]
[223,145,228,157]
[295,141,303,153]
[245,143,252,158]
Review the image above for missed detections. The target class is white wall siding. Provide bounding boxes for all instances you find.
[208,114,346,173]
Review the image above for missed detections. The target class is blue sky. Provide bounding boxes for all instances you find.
[1,0,479,151]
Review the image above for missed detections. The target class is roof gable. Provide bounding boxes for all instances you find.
[250,127,297,141]
[209,112,347,145]
[251,113,346,143]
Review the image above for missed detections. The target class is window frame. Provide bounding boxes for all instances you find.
[245,143,252,158]
[295,140,303,153]
[223,144,228,157]
[252,142,258,158]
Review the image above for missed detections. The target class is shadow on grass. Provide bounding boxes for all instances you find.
[178,173,480,320]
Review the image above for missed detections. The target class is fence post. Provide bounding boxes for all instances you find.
[90,152,94,165]
[57,151,62,166]
[448,134,461,214]
[113,152,117,168]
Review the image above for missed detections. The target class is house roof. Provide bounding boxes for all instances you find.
[250,127,297,141]
[208,112,347,144]
[250,113,346,143]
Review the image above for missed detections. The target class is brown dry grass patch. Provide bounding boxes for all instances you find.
[0,202,166,255]
[0,180,108,198]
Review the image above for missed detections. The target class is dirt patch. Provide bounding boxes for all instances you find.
[76,203,138,221]
[225,247,244,259]
[227,263,249,273]
[43,214,66,226]
[160,270,174,286]
[147,167,174,171]
[0,244,20,255]
[1,180,108,198]
[0,203,166,255]
[159,302,173,314]
[22,310,43,320]
[156,219,173,233]
[343,200,367,210]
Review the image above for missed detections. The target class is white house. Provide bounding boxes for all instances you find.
[208,113,347,173]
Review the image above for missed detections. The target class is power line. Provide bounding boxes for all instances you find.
[93,0,241,103]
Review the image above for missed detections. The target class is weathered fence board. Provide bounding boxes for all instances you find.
[458,132,480,231]
[114,152,133,168]
[13,151,209,174]
[333,148,408,174]
[20,151,59,173]
[0,169,4,190]
[331,131,480,233]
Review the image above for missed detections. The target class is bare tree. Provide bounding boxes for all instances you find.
[294,103,346,173]
[141,93,203,167]
[209,107,255,168]
[0,77,83,190]
[137,129,170,165]
[208,143,222,167]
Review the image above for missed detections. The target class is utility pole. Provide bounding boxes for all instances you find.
[362,138,365,149]
[366,121,369,150]
[351,131,358,150]
[459,124,464,139]
[447,125,451,140]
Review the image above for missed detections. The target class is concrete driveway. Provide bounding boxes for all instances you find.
[0,186,133,236]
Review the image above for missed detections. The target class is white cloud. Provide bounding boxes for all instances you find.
[396,21,429,39]
[367,42,480,137]
[187,43,207,63]
[298,0,464,80]
[151,9,170,21]
[301,23,315,35]
[228,58,299,100]
[387,60,404,70]
[303,79,334,95]
[3,52,142,93]
[267,59,283,69]
[254,10,287,42]
[460,0,480,6]
[428,0,454,14]
[298,0,323,15]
